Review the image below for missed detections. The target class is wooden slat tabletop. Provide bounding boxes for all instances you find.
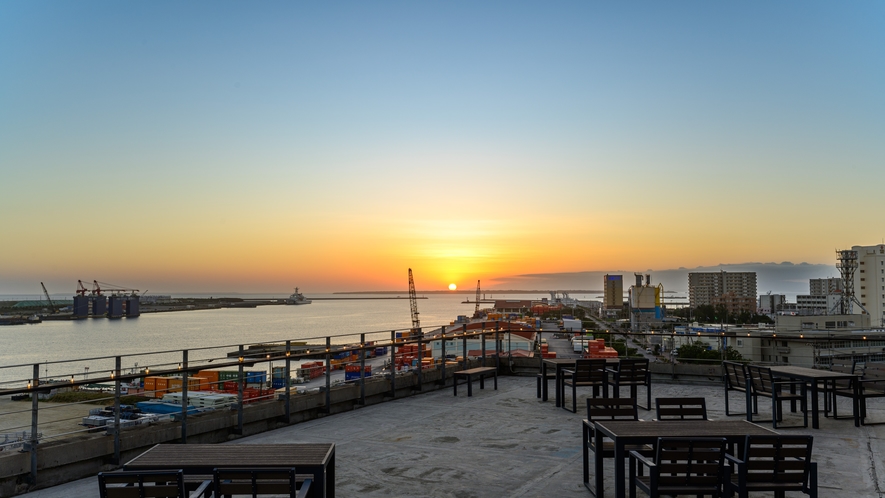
[594,420,777,439]
[769,365,856,380]
[125,443,334,472]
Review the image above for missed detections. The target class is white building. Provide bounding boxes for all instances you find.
[758,294,786,314]
[810,277,843,296]
[855,244,885,327]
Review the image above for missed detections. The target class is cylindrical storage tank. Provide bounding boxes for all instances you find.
[73,296,89,318]
[91,296,107,316]
[126,295,140,317]
[107,296,123,318]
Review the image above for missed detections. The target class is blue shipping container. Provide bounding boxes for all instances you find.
[245,371,266,384]
[271,379,288,389]
[136,402,199,415]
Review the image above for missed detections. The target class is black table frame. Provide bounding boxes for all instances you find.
[591,420,777,498]
[540,359,576,407]
[768,365,857,429]
[124,443,335,498]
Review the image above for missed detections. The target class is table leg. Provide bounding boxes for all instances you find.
[453,376,458,396]
[595,429,605,498]
[541,363,549,401]
[467,376,473,397]
[329,450,335,498]
[811,382,820,429]
[479,374,485,390]
[493,371,497,390]
[555,366,562,408]
[614,440,626,498]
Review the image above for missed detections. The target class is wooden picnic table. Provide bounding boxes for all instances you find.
[769,365,857,429]
[590,419,776,498]
[124,443,335,498]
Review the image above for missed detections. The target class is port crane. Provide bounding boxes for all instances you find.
[473,280,481,318]
[408,268,420,330]
[40,282,58,314]
[92,280,140,296]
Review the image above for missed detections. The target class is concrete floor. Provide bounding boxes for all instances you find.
[19,373,885,497]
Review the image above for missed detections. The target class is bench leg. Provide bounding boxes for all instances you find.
[467,375,473,397]
[493,371,497,390]
[453,376,458,396]
[479,374,485,390]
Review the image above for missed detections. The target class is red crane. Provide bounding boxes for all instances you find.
[76,280,89,296]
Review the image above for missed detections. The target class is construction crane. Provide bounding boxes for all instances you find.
[408,268,420,330]
[40,282,58,314]
[473,280,481,318]
[76,280,89,296]
[92,280,140,296]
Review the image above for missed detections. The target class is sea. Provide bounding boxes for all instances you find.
[0,292,588,386]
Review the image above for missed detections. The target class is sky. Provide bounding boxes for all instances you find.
[1,2,883,294]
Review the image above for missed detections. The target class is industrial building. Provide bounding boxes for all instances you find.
[628,273,662,329]
[688,271,757,313]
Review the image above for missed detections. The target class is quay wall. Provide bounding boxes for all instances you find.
[0,358,722,497]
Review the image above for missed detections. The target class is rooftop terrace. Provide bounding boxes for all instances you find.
[20,374,885,498]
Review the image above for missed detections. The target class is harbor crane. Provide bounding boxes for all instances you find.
[76,280,89,296]
[408,268,420,330]
[473,280,482,318]
[40,282,58,314]
[92,280,140,296]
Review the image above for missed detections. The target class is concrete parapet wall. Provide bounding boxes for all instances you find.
[0,359,496,496]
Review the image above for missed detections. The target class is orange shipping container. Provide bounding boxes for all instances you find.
[197,370,220,386]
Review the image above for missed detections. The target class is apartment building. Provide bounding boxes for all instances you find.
[601,274,624,318]
[855,244,885,328]
[688,271,757,313]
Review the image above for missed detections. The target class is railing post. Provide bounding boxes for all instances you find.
[359,333,366,406]
[29,363,38,485]
[284,340,291,423]
[237,345,244,435]
[440,326,447,385]
[462,324,468,369]
[416,328,423,391]
[481,326,487,367]
[180,350,188,443]
[325,337,331,414]
[113,356,121,464]
[389,331,396,398]
[495,321,500,372]
[506,321,511,363]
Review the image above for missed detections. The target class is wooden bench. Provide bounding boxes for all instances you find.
[453,367,497,396]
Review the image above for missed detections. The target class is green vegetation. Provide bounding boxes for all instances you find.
[672,305,773,325]
[676,340,743,364]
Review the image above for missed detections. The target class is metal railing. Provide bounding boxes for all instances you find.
[0,321,510,486]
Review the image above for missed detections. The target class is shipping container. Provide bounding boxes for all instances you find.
[197,370,220,386]
[136,401,199,415]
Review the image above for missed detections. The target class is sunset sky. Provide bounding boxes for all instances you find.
[1,2,883,294]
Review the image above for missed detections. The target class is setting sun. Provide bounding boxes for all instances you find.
[448,283,457,291]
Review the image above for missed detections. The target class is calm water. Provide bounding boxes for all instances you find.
[0,293,571,385]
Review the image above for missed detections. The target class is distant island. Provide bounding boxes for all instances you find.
[334,290,602,295]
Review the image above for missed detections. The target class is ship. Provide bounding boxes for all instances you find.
[286,288,312,305]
